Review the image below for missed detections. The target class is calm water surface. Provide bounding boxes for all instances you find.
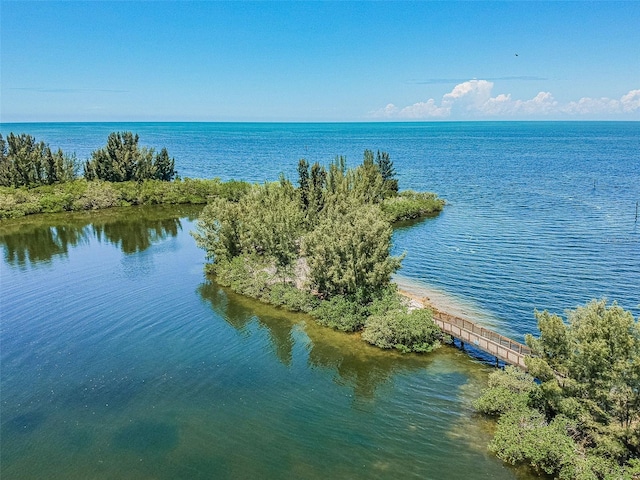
[1,122,638,478]
[1,207,522,479]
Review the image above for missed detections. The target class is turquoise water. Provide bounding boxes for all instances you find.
[1,122,639,478]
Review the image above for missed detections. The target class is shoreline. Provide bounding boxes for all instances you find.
[393,275,497,325]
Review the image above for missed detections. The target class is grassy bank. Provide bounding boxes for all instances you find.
[0,178,444,222]
[0,178,250,219]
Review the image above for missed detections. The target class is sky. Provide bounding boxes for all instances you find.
[1,1,639,122]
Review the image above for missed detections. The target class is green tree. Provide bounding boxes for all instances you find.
[193,196,243,264]
[301,200,402,301]
[326,155,347,196]
[153,148,176,181]
[5,133,46,186]
[352,151,385,204]
[476,300,640,478]
[526,300,640,441]
[0,135,11,186]
[376,150,398,195]
[0,133,77,187]
[241,180,305,273]
[297,158,310,210]
[194,181,305,276]
[307,162,326,225]
[84,132,175,182]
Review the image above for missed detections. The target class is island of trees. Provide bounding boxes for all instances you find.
[192,151,448,354]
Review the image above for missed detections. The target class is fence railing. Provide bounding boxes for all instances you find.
[430,306,532,356]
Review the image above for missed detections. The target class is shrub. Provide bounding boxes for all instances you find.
[311,295,368,332]
[38,192,74,213]
[362,308,442,353]
[473,366,537,416]
[72,181,121,210]
[113,181,143,205]
[0,178,250,218]
[490,409,577,478]
[381,190,445,223]
[367,285,406,316]
[268,283,319,313]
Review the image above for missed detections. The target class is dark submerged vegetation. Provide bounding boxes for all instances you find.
[475,300,640,479]
[193,152,447,353]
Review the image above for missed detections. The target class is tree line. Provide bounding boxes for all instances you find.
[0,131,176,188]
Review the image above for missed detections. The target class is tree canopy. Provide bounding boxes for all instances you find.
[83,132,176,182]
[476,299,640,479]
[0,133,77,187]
[194,151,415,302]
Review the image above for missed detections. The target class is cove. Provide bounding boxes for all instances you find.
[0,206,534,479]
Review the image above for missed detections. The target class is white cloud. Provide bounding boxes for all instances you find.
[621,89,640,112]
[399,99,449,118]
[371,82,640,120]
[562,97,621,115]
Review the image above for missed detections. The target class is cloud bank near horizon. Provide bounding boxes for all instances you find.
[373,80,640,120]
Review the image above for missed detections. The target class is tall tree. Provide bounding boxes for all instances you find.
[376,150,398,195]
[194,181,305,275]
[476,301,640,478]
[153,148,176,181]
[85,132,174,182]
[0,133,76,187]
[0,135,11,186]
[526,300,640,458]
[308,162,326,221]
[302,201,402,301]
[297,158,310,210]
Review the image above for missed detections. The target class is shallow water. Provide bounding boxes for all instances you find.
[1,207,526,479]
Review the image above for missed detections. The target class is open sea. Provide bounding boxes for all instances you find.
[1,122,639,479]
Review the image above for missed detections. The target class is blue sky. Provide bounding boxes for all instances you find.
[1,1,638,122]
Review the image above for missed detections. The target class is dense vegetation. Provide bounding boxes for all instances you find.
[0,131,252,219]
[475,300,640,479]
[0,133,77,187]
[83,132,176,182]
[0,178,251,219]
[193,152,447,353]
[0,131,176,188]
[0,133,443,222]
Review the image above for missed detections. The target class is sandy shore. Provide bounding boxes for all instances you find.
[393,275,500,329]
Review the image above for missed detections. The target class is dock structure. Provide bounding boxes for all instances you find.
[400,290,531,370]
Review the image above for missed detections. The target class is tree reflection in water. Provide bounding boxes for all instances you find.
[0,205,201,266]
[198,279,433,400]
[198,281,296,366]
